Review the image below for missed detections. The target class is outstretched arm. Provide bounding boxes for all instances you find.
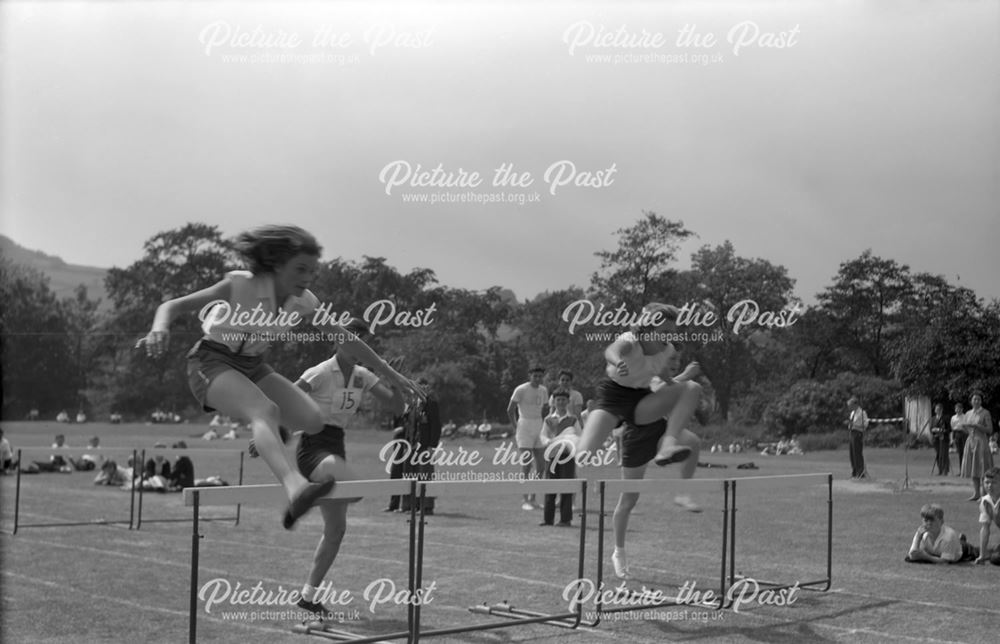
[331,328,423,400]
[140,278,233,357]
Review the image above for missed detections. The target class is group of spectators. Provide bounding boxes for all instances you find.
[0,431,216,492]
[926,393,997,501]
[906,467,1000,566]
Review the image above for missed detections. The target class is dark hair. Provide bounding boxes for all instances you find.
[552,388,570,400]
[529,365,545,374]
[919,503,944,521]
[558,370,573,380]
[234,225,321,274]
[984,466,1000,481]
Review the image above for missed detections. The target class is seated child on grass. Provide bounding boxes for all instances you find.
[905,503,977,564]
[975,467,1000,565]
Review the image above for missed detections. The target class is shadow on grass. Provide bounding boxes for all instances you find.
[659,598,897,643]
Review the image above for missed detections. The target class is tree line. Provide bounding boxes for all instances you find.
[2,214,998,436]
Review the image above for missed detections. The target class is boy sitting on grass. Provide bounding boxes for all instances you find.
[905,503,977,564]
[975,467,1000,565]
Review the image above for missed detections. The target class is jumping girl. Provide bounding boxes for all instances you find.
[140,225,420,528]
[576,302,703,467]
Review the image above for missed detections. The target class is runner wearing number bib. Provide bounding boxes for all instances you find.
[293,320,406,618]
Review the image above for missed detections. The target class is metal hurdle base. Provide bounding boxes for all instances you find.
[468,601,581,629]
[411,479,588,641]
[292,621,399,644]
[9,448,140,534]
[724,474,834,604]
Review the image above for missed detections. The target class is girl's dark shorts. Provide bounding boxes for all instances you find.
[594,378,652,426]
[187,339,275,412]
[297,425,347,479]
[619,419,668,468]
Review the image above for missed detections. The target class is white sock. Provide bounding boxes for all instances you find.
[613,547,626,557]
[301,584,318,603]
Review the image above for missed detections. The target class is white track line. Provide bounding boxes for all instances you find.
[8,541,987,643]
[3,572,288,638]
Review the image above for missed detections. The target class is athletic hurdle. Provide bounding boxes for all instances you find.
[726,473,833,598]
[585,477,732,624]
[409,479,588,642]
[135,447,245,530]
[6,447,140,534]
[182,480,419,644]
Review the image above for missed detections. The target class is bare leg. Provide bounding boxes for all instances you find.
[635,381,702,464]
[531,447,546,505]
[671,429,702,511]
[520,448,535,504]
[577,409,623,462]
[613,465,648,549]
[307,502,349,587]
[205,371,307,499]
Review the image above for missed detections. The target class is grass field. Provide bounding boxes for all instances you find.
[1,421,997,644]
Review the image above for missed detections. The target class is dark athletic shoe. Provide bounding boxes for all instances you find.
[283,479,336,530]
[653,445,692,467]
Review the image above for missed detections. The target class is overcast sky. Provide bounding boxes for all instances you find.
[2,0,997,304]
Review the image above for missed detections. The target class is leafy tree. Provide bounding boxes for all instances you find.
[590,211,695,309]
[0,260,79,417]
[681,241,797,420]
[814,250,912,377]
[890,274,1000,403]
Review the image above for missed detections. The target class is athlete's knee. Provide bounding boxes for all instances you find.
[685,380,704,398]
[247,399,281,426]
[617,492,639,512]
[310,459,339,483]
[299,408,324,435]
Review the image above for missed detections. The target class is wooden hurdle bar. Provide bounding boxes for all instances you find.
[182,480,419,644]
[584,477,732,625]
[726,473,833,596]
[136,448,245,530]
[7,447,140,534]
[409,479,588,642]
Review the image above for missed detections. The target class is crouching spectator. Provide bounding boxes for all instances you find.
[906,503,977,564]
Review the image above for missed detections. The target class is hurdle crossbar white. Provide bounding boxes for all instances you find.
[726,473,833,598]
[585,477,731,626]
[409,479,588,642]
[184,479,419,644]
[8,448,140,534]
[136,448,245,530]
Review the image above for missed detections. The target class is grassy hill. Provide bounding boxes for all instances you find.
[0,234,110,308]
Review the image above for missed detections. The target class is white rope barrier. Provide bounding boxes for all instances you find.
[603,477,728,496]
[181,479,414,507]
[420,478,583,498]
[728,472,832,490]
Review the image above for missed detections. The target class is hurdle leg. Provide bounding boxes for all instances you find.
[584,481,608,626]
[129,449,138,529]
[189,490,200,644]
[13,450,22,535]
[235,451,245,526]
[727,476,833,595]
[136,449,146,530]
[412,482,426,643]
[719,480,729,608]
[824,474,833,591]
